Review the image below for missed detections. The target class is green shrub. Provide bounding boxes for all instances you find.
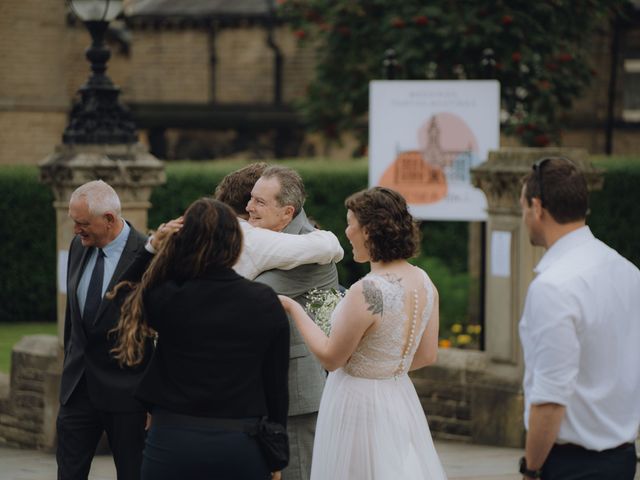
[589,157,640,268]
[0,166,56,323]
[0,156,638,324]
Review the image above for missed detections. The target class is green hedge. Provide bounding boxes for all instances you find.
[0,166,56,323]
[0,157,638,323]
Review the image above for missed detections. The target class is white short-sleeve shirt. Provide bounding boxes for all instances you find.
[520,226,640,451]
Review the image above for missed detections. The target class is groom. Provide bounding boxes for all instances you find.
[247,165,339,480]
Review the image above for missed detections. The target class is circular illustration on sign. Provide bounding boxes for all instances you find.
[378,112,479,205]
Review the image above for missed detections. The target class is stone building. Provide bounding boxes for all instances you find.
[1,1,640,166]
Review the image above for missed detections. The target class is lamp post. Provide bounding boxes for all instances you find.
[63,0,137,144]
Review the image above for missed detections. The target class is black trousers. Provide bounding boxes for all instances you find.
[542,442,637,480]
[56,376,146,480]
[141,410,270,480]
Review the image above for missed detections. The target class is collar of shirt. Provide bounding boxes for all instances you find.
[102,219,130,263]
[534,225,594,275]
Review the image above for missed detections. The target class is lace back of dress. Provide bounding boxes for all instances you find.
[343,269,434,379]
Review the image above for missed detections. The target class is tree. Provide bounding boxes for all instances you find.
[278,0,626,152]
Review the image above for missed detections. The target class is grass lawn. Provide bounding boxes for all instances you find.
[0,322,57,374]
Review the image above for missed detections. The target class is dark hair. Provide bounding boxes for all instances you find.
[261,165,306,216]
[523,157,588,224]
[111,198,242,366]
[214,162,268,217]
[345,187,420,262]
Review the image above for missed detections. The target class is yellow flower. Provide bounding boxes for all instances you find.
[451,323,463,333]
[466,324,482,335]
[438,339,452,349]
[456,334,472,345]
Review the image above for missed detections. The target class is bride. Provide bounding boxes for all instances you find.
[279,186,448,480]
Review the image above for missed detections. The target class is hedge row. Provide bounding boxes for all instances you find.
[0,157,637,323]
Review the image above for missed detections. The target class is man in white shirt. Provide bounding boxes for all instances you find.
[518,157,640,479]
[214,162,343,279]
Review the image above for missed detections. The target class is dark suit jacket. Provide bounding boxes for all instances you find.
[254,210,339,416]
[60,223,154,412]
[134,267,290,427]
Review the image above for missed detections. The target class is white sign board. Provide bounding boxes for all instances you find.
[369,80,500,221]
[490,231,511,278]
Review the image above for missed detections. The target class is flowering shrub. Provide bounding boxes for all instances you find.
[277,0,625,149]
[439,323,482,350]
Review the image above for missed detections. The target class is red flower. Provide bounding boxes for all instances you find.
[391,17,406,28]
[534,134,550,146]
[337,25,351,37]
[318,22,331,32]
[502,15,513,26]
[293,29,306,40]
[516,125,526,134]
[511,51,522,63]
[538,80,551,91]
[545,62,558,72]
[276,0,287,5]
[495,62,503,71]
[557,53,573,63]
[413,15,429,26]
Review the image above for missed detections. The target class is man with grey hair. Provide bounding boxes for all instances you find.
[57,180,155,480]
[247,165,339,480]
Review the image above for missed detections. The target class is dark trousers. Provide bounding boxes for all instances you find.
[542,442,637,480]
[141,410,270,480]
[56,376,146,480]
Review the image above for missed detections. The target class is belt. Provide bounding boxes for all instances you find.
[151,409,259,433]
[553,442,634,453]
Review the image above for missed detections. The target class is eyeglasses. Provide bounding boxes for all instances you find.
[531,156,574,207]
[532,157,551,207]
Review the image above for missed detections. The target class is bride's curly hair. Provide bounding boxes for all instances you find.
[110,197,243,367]
[345,187,420,262]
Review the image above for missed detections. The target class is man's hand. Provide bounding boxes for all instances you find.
[271,471,281,480]
[150,217,183,251]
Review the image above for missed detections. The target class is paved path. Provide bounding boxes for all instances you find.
[0,440,524,480]
[1,441,637,480]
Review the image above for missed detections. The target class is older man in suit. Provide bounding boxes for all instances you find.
[247,165,340,480]
[57,180,156,480]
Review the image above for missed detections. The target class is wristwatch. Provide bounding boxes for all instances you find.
[519,457,542,478]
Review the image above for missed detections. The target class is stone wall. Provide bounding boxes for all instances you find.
[411,348,525,448]
[0,335,60,451]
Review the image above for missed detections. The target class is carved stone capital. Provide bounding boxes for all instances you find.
[39,143,165,203]
[471,147,603,215]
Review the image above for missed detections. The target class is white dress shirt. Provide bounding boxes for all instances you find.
[520,226,640,451]
[233,218,344,280]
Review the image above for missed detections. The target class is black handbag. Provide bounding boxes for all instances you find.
[249,417,289,471]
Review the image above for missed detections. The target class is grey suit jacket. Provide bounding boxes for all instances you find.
[254,210,339,416]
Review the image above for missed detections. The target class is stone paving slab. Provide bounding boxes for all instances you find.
[0,440,637,480]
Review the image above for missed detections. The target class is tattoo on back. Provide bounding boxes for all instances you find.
[362,279,383,315]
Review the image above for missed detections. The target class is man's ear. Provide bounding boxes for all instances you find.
[531,197,544,220]
[104,212,117,225]
[283,205,295,221]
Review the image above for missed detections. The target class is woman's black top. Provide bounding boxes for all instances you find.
[135,267,290,427]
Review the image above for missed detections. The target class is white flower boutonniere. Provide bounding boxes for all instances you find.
[305,287,344,336]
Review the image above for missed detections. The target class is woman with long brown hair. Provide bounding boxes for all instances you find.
[112,197,289,480]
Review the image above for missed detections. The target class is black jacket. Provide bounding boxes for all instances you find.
[135,267,290,427]
[60,224,155,412]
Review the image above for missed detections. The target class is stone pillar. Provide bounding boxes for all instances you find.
[468,147,603,446]
[39,143,165,346]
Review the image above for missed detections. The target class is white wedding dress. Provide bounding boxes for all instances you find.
[310,270,448,480]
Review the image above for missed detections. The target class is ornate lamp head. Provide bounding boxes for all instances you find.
[63,0,136,145]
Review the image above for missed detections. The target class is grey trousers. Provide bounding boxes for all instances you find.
[282,412,317,480]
